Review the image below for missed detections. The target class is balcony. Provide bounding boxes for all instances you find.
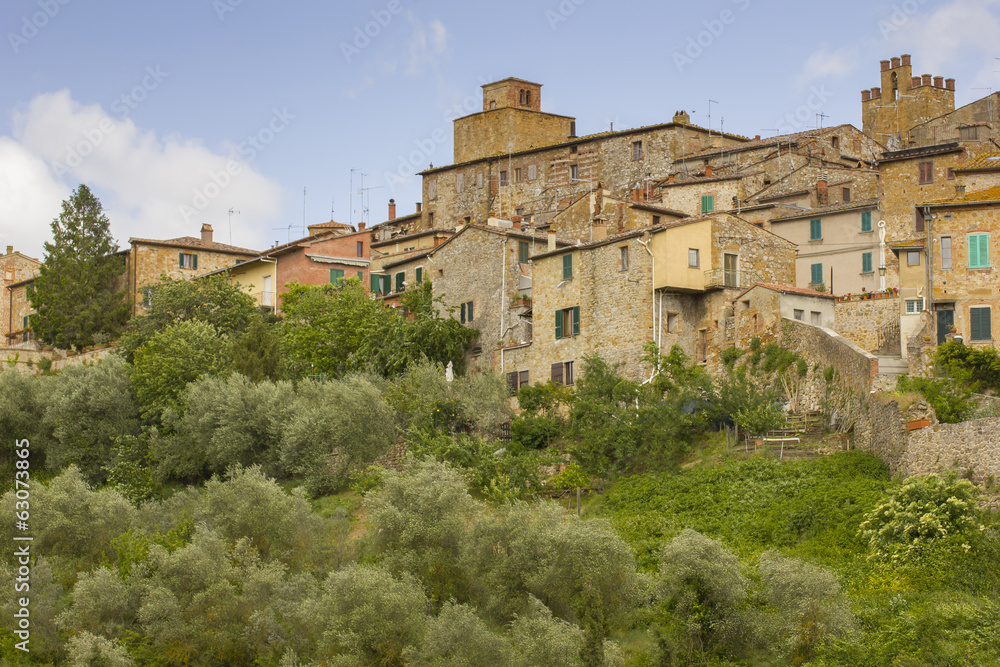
[253,291,275,309]
[704,268,756,290]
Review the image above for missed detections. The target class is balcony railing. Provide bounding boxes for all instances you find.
[704,268,756,290]
[253,291,275,308]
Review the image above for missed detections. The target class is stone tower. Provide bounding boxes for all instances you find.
[861,54,955,149]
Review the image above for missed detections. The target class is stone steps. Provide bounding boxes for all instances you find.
[875,355,909,375]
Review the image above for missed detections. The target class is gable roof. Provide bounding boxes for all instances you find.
[953,152,1000,172]
[735,282,835,301]
[685,124,861,160]
[769,198,879,222]
[130,235,259,256]
[922,183,1000,206]
[880,142,963,163]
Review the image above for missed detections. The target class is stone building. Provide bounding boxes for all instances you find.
[768,199,881,296]
[1,246,40,344]
[732,283,835,347]
[372,222,573,371]
[418,77,748,231]
[210,227,372,313]
[126,224,258,316]
[537,187,686,240]
[504,213,797,385]
[861,54,956,149]
[909,91,999,148]
[4,277,36,348]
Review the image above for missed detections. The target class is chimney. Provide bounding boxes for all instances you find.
[933,76,943,88]
[632,188,642,202]
[945,78,956,91]
[593,220,607,242]
[911,76,921,88]
[358,222,366,230]
[547,229,557,251]
[200,224,213,244]
[388,198,396,220]
[871,87,881,98]
[880,59,891,72]
[416,202,422,213]
[922,73,932,86]
[705,165,713,178]
[861,90,871,102]
[5,245,12,255]
[901,54,911,67]
[512,220,521,230]
[754,134,761,140]
[672,110,690,124]
[668,174,675,184]
[891,56,901,68]
[817,179,828,205]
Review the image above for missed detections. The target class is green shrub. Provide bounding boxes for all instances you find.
[895,374,974,423]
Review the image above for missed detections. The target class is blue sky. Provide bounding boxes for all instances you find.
[2,0,999,258]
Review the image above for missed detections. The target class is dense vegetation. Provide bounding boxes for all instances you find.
[3,272,999,665]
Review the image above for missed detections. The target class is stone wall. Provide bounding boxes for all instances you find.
[905,417,1000,492]
[834,296,899,351]
[0,346,116,375]
[781,318,876,396]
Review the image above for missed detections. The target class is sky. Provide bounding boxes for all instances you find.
[2,0,999,259]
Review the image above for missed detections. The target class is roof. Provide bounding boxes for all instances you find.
[5,275,36,289]
[953,152,1000,172]
[890,238,926,251]
[685,124,857,159]
[922,183,1000,206]
[483,76,543,88]
[308,220,355,231]
[130,235,259,255]
[370,228,454,249]
[530,226,650,260]
[382,223,576,267]
[735,282,836,301]
[629,202,690,218]
[880,142,962,163]
[0,251,40,264]
[656,171,759,188]
[769,198,880,222]
[379,251,433,271]
[368,211,422,229]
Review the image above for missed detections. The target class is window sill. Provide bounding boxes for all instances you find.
[808,238,824,243]
[967,266,993,271]
[860,229,874,234]
[860,271,874,275]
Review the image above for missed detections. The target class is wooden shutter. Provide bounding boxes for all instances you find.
[460,303,466,323]
[861,211,871,232]
[971,308,991,340]
[551,362,564,384]
[563,254,572,280]
[192,254,197,270]
[862,253,872,273]
[507,371,518,390]
[416,267,422,283]
[555,309,564,338]
[810,219,821,239]
[519,241,529,263]
[572,306,581,336]
[330,269,344,284]
[970,235,981,267]
[357,271,363,281]
[179,253,184,268]
[811,263,822,285]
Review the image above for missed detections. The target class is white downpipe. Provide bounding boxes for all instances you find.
[638,236,656,384]
[500,236,507,373]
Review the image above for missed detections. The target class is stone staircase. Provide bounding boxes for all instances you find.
[874,355,909,391]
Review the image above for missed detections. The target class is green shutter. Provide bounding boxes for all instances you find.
[862,252,872,273]
[467,301,474,322]
[460,303,466,324]
[179,253,184,268]
[416,267,422,283]
[810,219,822,240]
[563,254,572,280]
[701,195,714,213]
[192,254,197,270]
[371,274,379,293]
[969,235,989,268]
[357,271,363,281]
[572,306,580,336]
[555,309,564,338]
[519,241,529,263]
[971,308,991,341]
[861,211,872,232]
[811,263,823,285]
[330,268,344,284]
[396,272,404,292]
[383,275,391,294]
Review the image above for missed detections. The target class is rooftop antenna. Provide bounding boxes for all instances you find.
[330,196,335,220]
[816,111,828,129]
[303,187,307,231]
[707,99,718,138]
[227,207,239,245]
[349,168,362,226]
[359,183,384,227]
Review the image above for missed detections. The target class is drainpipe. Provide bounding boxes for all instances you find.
[638,234,656,384]
[500,236,507,373]
[924,205,934,332]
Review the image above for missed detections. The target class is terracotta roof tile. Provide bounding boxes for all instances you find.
[130,236,259,255]
[740,282,836,299]
[923,183,1000,205]
[954,153,1000,172]
[770,198,879,221]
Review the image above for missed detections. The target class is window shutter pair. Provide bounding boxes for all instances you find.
[970,308,992,341]
[862,253,872,273]
[178,253,197,269]
[701,195,714,213]
[810,219,822,240]
[330,269,344,284]
[969,234,989,268]
[861,211,872,232]
[562,254,573,280]
[811,263,823,285]
[554,307,580,338]
[416,267,423,283]
[550,362,564,384]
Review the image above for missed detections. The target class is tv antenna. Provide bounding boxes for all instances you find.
[227,207,239,245]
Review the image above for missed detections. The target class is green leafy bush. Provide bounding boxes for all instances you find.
[895,374,974,423]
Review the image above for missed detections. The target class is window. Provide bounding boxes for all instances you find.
[518,241,529,263]
[620,246,629,271]
[330,268,345,284]
[476,172,484,188]
[960,126,979,141]
[415,267,423,284]
[915,207,925,232]
[667,312,679,332]
[356,241,364,257]
[907,250,921,266]
[862,252,873,273]
[956,185,966,197]
[555,306,580,339]
[489,101,496,109]
[652,215,661,226]
[551,360,574,385]
[395,271,405,292]
[142,287,154,307]
[918,160,934,185]
[428,212,434,227]
[941,236,952,269]
[456,173,465,193]
[688,248,700,268]
[179,253,197,269]
[811,311,822,325]
[723,253,738,287]
[515,167,522,182]
[507,370,530,390]
[905,298,924,314]
[969,233,989,268]
[519,89,525,105]
[428,179,437,200]
[370,274,390,295]
[570,145,578,154]
[525,90,531,106]
[861,210,872,232]
[632,141,643,161]
[357,271,363,281]
[971,307,992,341]
[563,253,573,280]
[528,164,537,180]
[842,187,850,202]
[810,263,823,286]
[460,300,474,323]
[794,309,804,321]
[701,195,714,213]
[947,167,955,180]
[570,164,579,181]
[810,218,822,240]
[499,170,508,186]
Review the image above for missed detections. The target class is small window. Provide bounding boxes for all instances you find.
[456,173,465,193]
[810,263,823,286]
[563,254,573,280]
[525,90,531,106]
[570,145,578,154]
[811,311,822,325]
[941,236,952,269]
[499,171,508,186]
[515,167,523,182]
[460,301,474,323]
[570,164,579,181]
[862,252,873,273]
[969,233,989,268]
[550,360,574,385]
[842,187,850,202]
[428,212,434,227]
[330,268,345,284]
[810,218,822,241]
[915,207,925,232]
[918,160,934,185]
[528,164,537,180]
[476,173,484,188]
[667,312,679,332]
[632,141,643,161]
[793,309,804,321]
[554,306,580,339]
[701,195,714,213]
[518,241,529,263]
[959,126,979,141]
[970,306,992,341]
[179,253,197,269]
[415,267,423,284]
[143,287,155,307]
[356,241,364,257]
[946,167,955,180]
[905,298,924,314]
[519,89,525,105]
[620,246,629,271]
[652,215,661,226]
[907,250,921,266]
[395,272,405,292]
[507,370,530,390]
[831,136,839,149]
[688,248,699,268]
[357,271,364,281]
[428,179,437,200]
[861,211,872,232]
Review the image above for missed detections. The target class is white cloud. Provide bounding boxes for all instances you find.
[1,90,284,258]
[404,14,448,75]
[795,47,863,87]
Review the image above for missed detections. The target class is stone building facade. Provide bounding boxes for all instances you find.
[4,277,36,348]
[732,283,835,348]
[539,188,686,240]
[861,54,955,148]
[909,92,999,148]
[1,246,40,343]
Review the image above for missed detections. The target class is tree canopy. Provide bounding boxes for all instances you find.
[30,184,128,349]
